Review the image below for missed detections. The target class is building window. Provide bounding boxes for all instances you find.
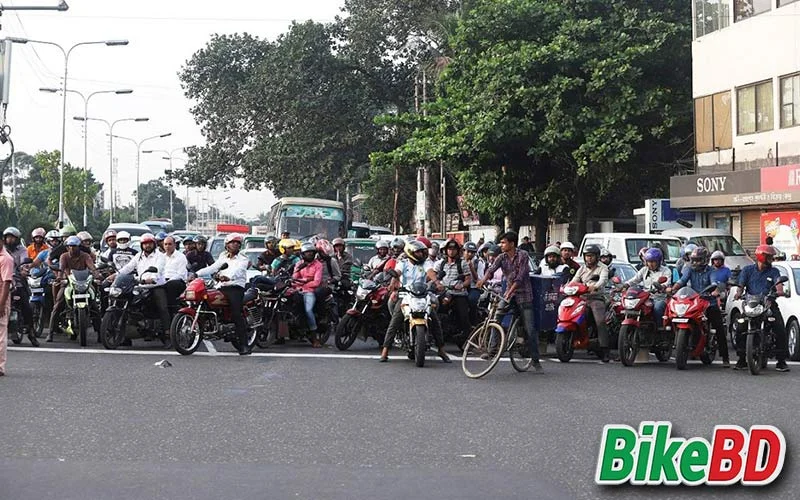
[781,73,800,128]
[735,0,772,21]
[694,91,732,153]
[695,0,730,37]
[737,80,773,135]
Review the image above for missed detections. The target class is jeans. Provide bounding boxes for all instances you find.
[467,288,481,324]
[302,291,317,331]
[518,301,541,362]
[653,299,666,323]
[444,294,471,339]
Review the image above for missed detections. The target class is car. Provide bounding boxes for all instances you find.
[661,228,753,271]
[725,260,800,361]
[206,237,226,260]
[579,233,683,267]
[101,223,152,252]
[243,248,266,282]
[172,230,199,241]
[243,235,266,250]
[141,219,175,234]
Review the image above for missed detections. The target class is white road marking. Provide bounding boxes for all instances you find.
[203,340,218,354]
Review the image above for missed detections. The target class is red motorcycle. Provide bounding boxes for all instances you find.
[617,276,672,366]
[555,279,606,362]
[665,283,719,370]
[170,269,263,355]
[334,273,391,350]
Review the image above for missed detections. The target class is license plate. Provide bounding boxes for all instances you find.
[30,288,44,293]
[73,293,90,299]
[672,318,689,323]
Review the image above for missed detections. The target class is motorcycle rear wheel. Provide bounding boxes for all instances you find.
[334,315,360,351]
[171,313,202,356]
[77,308,88,347]
[617,325,637,367]
[414,325,427,367]
[555,332,574,362]
[675,330,689,370]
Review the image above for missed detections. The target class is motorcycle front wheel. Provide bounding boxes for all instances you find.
[414,325,427,367]
[675,330,689,370]
[255,310,277,349]
[555,332,574,362]
[32,302,45,338]
[746,332,765,375]
[100,310,126,350]
[171,313,202,356]
[76,307,88,347]
[335,315,361,351]
[617,325,638,367]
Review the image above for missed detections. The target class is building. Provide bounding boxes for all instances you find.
[670,0,800,252]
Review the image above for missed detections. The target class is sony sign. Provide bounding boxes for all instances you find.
[696,176,727,193]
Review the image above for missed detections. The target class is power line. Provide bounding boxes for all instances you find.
[12,13,337,23]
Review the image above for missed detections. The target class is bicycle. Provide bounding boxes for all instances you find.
[461,287,533,378]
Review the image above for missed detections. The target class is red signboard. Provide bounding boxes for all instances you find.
[761,211,800,258]
[760,164,800,192]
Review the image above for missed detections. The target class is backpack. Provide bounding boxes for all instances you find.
[437,258,464,281]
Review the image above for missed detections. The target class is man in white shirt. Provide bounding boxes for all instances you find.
[163,236,189,310]
[116,233,170,342]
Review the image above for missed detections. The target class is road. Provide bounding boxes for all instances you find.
[1,338,799,500]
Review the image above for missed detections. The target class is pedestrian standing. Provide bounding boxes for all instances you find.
[0,242,15,376]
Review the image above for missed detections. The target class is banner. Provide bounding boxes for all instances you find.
[761,211,800,258]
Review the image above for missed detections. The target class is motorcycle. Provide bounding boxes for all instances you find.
[171,263,263,355]
[665,283,720,370]
[255,270,336,348]
[554,277,606,362]
[396,281,437,367]
[28,267,54,338]
[617,276,672,366]
[62,268,103,347]
[437,281,471,350]
[7,285,28,345]
[100,267,172,349]
[738,276,789,375]
[334,272,391,350]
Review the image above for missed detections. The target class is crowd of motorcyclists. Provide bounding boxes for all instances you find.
[1,222,793,375]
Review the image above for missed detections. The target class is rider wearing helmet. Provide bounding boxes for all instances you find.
[390,237,406,260]
[47,235,101,342]
[257,236,281,270]
[476,231,542,370]
[483,244,504,289]
[27,227,48,260]
[599,248,617,278]
[367,239,392,278]
[538,245,566,278]
[271,238,300,275]
[674,246,729,367]
[46,230,62,248]
[733,245,789,371]
[101,230,117,258]
[155,232,168,253]
[115,233,171,346]
[624,247,672,322]
[186,235,214,275]
[196,233,251,355]
[3,226,38,346]
[428,241,441,265]
[331,237,353,286]
[379,240,451,363]
[429,238,472,346]
[559,242,580,277]
[314,238,341,316]
[293,242,324,348]
[569,243,611,362]
[77,231,95,257]
[709,250,731,287]
[105,230,138,271]
[675,243,698,280]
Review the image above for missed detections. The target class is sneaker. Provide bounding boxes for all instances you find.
[732,359,747,370]
[776,361,790,372]
[533,361,543,373]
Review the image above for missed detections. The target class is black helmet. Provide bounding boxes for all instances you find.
[464,241,478,253]
[487,244,501,257]
[690,246,710,270]
[582,244,601,257]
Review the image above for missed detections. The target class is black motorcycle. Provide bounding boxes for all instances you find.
[100,267,172,349]
[738,275,789,375]
[7,284,28,345]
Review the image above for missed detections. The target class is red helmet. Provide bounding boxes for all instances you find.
[315,239,333,257]
[140,233,156,245]
[416,236,432,249]
[755,244,776,264]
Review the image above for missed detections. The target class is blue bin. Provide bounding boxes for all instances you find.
[531,274,567,332]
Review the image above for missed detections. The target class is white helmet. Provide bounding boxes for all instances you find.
[116,231,131,250]
[560,242,575,251]
[544,245,560,257]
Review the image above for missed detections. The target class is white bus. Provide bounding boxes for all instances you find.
[266,197,346,241]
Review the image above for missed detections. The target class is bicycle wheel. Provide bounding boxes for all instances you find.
[462,322,506,379]
[508,319,533,372]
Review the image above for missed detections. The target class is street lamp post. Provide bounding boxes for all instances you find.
[9,37,129,227]
[112,133,172,222]
[41,87,133,227]
[143,148,186,224]
[74,116,148,224]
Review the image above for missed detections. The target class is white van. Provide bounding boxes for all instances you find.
[660,228,753,271]
[579,233,683,266]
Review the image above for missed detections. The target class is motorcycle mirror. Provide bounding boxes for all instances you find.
[21,257,33,265]
[219,263,229,271]
[145,266,158,274]
[93,242,101,251]
[353,258,362,267]
[96,262,109,270]
[658,276,668,284]
[776,276,789,285]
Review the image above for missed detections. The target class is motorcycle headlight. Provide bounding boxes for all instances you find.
[744,304,764,318]
[673,303,689,317]
[409,297,428,312]
[109,287,122,298]
[561,298,575,307]
[356,287,369,300]
[184,290,197,301]
[563,285,579,296]
[623,298,639,310]
[28,277,42,287]
[75,282,89,293]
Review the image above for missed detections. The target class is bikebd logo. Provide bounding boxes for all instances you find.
[595,422,785,486]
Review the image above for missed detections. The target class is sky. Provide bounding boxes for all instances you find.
[0,0,345,221]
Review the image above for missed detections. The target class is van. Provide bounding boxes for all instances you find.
[660,228,753,270]
[579,233,683,266]
[101,223,152,252]
[141,220,175,234]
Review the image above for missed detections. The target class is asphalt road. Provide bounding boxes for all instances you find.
[2,339,799,500]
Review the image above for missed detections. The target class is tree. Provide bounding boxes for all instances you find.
[374,0,692,245]
[135,180,187,229]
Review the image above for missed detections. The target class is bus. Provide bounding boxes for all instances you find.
[266,197,346,241]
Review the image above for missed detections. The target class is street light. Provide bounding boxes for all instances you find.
[74,116,148,223]
[9,37,129,227]
[143,147,185,222]
[112,133,172,221]
[41,87,133,227]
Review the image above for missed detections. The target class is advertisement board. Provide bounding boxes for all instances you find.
[761,211,800,258]
[645,199,698,232]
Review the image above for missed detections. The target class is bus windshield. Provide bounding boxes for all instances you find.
[279,205,344,240]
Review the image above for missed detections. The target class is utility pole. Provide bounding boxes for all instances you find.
[440,161,445,237]
[421,70,431,236]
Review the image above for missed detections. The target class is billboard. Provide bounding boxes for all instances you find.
[761,211,800,258]
[646,199,698,232]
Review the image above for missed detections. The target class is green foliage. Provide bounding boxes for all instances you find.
[135,179,187,229]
